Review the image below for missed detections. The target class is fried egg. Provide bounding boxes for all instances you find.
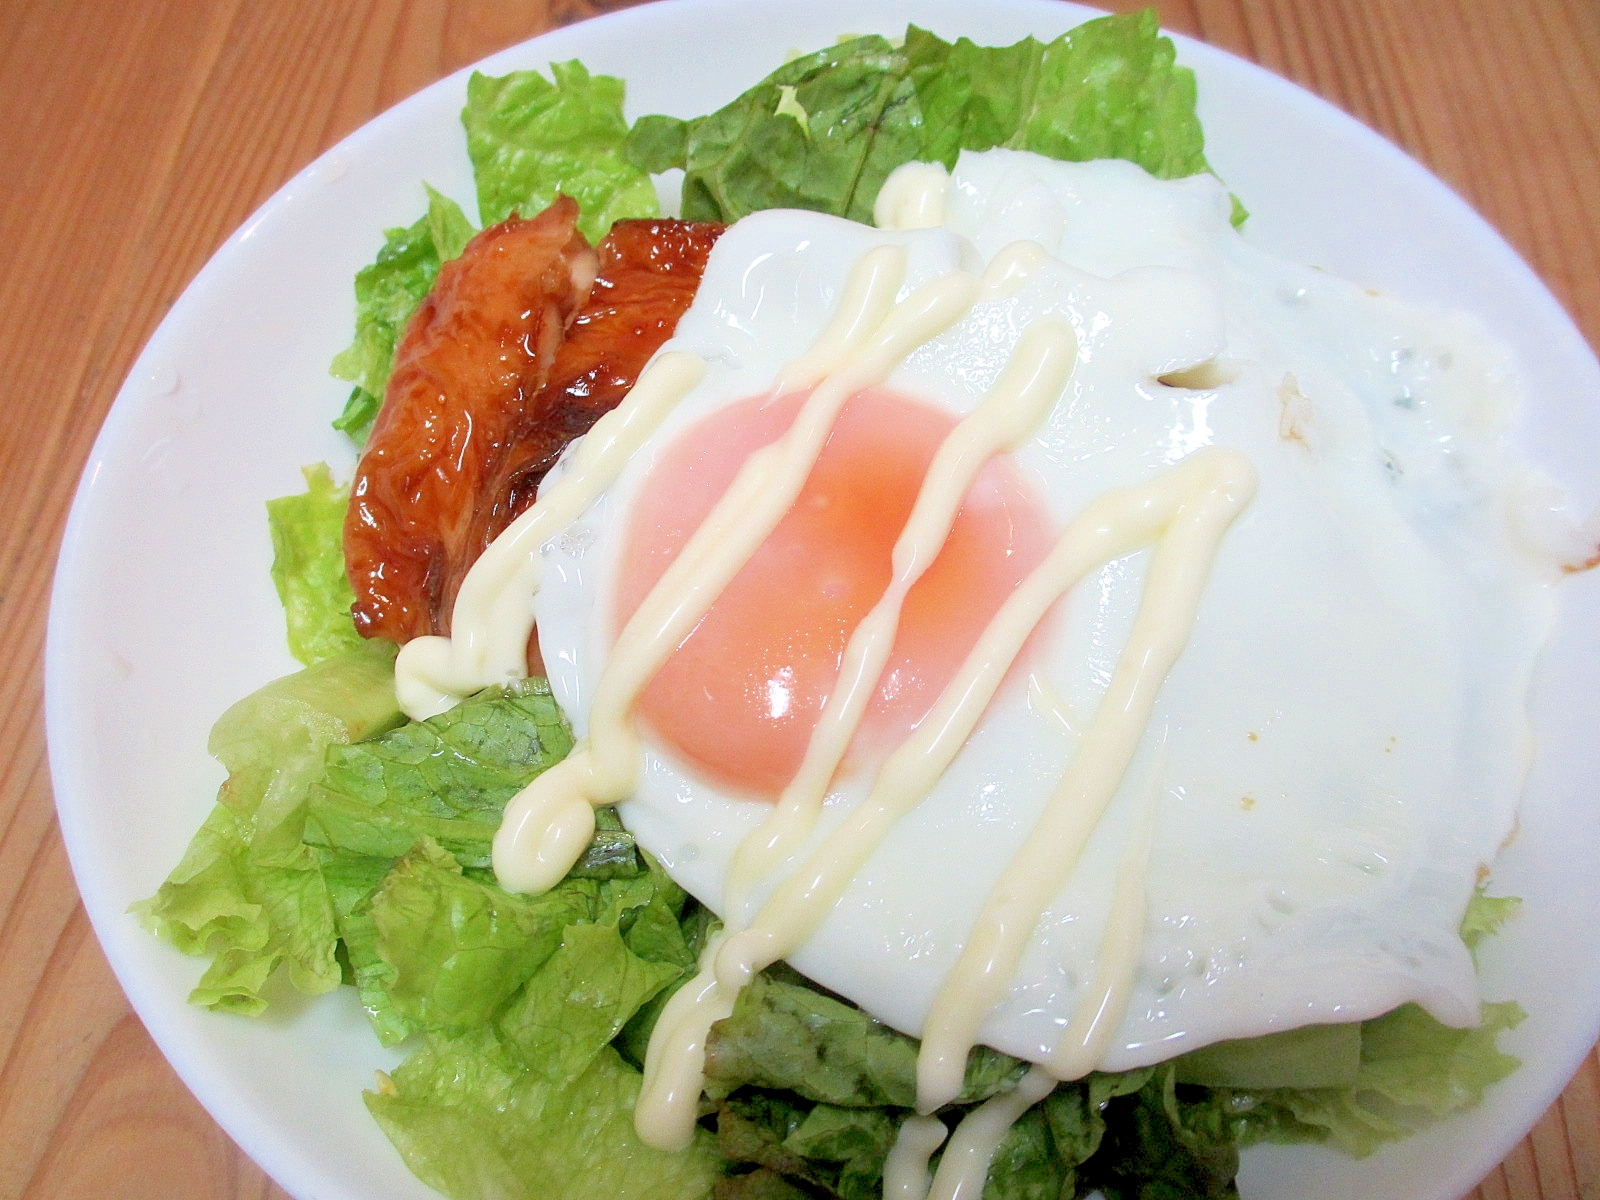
[529,150,1557,1075]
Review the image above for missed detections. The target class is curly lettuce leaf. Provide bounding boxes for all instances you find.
[266,462,364,666]
[368,1036,721,1200]
[496,920,682,1077]
[1461,887,1521,957]
[984,1105,1071,1200]
[1175,1021,1363,1091]
[1040,1068,1154,1175]
[703,971,1024,1110]
[358,837,590,1040]
[464,60,659,241]
[904,12,1208,178]
[781,1104,899,1200]
[658,35,921,225]
[302,678,573,868]
[1202,893,1525,1156]
[715,1092,909,1200]
[702,961,1523,1194]
[1230,1000,1525,1157]
[362,850,712,1200]
[134,641,404,1012]
[1079,1070,1241,1199]
[329,185,475,442]
[135,800,341,1011]
[632,12,1219,226]
[708,1037,1240,1200]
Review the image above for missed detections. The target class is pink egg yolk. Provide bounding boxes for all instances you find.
[614,387,1055,799]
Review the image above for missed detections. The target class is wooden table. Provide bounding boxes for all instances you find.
[2,1,1595,1197]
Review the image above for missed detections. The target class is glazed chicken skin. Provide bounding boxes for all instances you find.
[343,196,596,644]
[468,216,725,555]
[343,195,723,645]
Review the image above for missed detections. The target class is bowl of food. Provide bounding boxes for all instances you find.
[44,2,1600,1199]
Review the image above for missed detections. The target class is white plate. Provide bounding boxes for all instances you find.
[43,2,1600,1198]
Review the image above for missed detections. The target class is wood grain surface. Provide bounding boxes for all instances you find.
[2,1,1596,1197]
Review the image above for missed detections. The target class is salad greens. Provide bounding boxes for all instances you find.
[465,60,660,240]
[135,639,404,1013]
[267,463,366,666]
[329,186,478,441]
[628,11,1214,226]
[141,11,1523,1200]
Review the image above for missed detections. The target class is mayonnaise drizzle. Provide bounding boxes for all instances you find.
[458,229,1256,1158]
[392,350,707,721]
[630,932,736,1151]
[495,248,986,893]
[875,161,952,232]
[922,1068,1057,1200]
[1045,753,1162,1082]
[724,312,1079,916]
[881,1116,948,1200]
[1025,672,1079,738]
[915,447,1257,1111]
[634,447,1255,1148]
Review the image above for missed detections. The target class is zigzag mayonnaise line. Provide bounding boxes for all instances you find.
[492,248,987,895]
[635,445,1255,1148]
[632,293,1083,1152]
[916,448,1257,1110]
[723,306,1079,919]
[435,208,1257,1151]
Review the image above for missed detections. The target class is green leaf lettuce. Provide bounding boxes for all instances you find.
[630,12,1218,226]
[133,641,404,1012]
[266,462,364,666]
[464,60,660,241]
[329,185,475,442]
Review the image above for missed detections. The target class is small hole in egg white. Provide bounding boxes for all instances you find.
[1157,359,1236,390]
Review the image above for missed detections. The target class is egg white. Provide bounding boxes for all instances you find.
[534,152,1556,1070]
